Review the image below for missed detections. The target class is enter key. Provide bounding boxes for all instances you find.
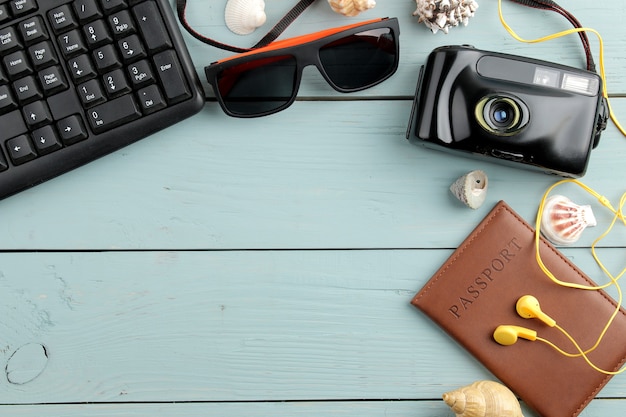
[153,50,190,105]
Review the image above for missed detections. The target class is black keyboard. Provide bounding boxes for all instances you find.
[0,0,204,200]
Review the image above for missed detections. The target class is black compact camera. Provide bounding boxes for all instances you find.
[406,45,608,177]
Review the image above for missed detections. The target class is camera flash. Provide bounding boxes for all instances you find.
[533,67,559,88]
[561,73,599,96]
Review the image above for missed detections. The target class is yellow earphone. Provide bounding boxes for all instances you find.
[492,180,626,376]
[494,295,626,375]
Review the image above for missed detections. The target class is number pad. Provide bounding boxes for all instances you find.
[46,0,192,134]
[1,0,194,170]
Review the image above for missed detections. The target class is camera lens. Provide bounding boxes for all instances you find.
[491,103,513,126]
[475,95,529,136]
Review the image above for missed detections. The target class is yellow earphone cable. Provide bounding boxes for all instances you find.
[537,321,626,375]
[534,179,625,290]
[497,0,626,137]
[533,180,626,374]
[498,1,626,374]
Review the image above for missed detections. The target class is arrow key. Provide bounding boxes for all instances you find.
[32,125,62,155]
[57,115,88,145]
[68,54,97,83]
[6,134,37,165]
[118,34,146,64]
[22,100,53,129]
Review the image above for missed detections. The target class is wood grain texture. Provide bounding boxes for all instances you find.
[1,249,625,405]
[1,98,624,250]
[1,1,625,416]
[1,399,624,417]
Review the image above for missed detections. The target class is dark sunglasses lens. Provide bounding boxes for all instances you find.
[215,55,297,116]
[319,28,397,90]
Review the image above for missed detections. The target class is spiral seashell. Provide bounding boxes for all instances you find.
[413,0,479,34]
[443,380,525,417]
[449,170,488,209]
[540,195,597,245]
[328,0,376,17]
[225,0,267,35]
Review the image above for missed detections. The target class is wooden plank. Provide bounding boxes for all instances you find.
[1,98,624,250]
[1,249,625,404]
[1,399,623,417]
[182,0,626,96]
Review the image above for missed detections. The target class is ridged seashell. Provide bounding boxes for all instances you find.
[540,194,597,245]
[328,0,376,17]
[225,0,267,35]
[443,380,525,417]
[413,0,479,34]
[449,170,488,209]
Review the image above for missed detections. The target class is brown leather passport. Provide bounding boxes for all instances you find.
[412,200,626,417]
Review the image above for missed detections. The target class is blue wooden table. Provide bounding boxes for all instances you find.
[2,1,625,416]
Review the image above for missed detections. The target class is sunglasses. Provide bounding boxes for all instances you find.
[204,17,400,118]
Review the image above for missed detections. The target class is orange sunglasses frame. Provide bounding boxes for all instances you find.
[204,17,400,117]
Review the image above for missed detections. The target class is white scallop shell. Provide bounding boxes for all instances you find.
[540,195,597,245]
[450,170,488,209]
[225,0,267,35]
[328,0,376,17]
[413,0,479,34]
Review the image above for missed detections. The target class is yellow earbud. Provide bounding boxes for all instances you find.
[493,325,538,346]
[516,295,557,327]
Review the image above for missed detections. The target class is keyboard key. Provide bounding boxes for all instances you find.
[118,34,146,63]
[87,94,140,133]
[137,84,166,114]
[57,115,88,145]
[32,125,62,155]
[38,66,68,95]
[7,134,37,165]
[68,54,97,82]
[133,1,172,53]
[100,0,128,14]
[0,4,11,24]
[84,19,112,48]
[77,79,106,107]
[74,0,103,23]
[13,75,43,104]
[153,50,191,104]
[58,29,88,58]
[48,5,78,34]
[0,84,17,114]
[28,41,59,70]
[22,100,53,129]
[109,10,135,38]
[19,16,49,45]
[128,59,154,88]
[4,50,33,79]
[103,68,131,97]
[93,44,120,72]
[9,0,38,17]
[0,27,23,55]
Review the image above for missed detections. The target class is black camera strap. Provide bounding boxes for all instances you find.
[176,0,318,53]
[508,0,595,72]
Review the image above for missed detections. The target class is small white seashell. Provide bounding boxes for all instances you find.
[540,195,597,245]
[449,170,488,209]
[443,380,525,417]
[225,0,267,35]
[413,0,479,34]
[328,0,376,17]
